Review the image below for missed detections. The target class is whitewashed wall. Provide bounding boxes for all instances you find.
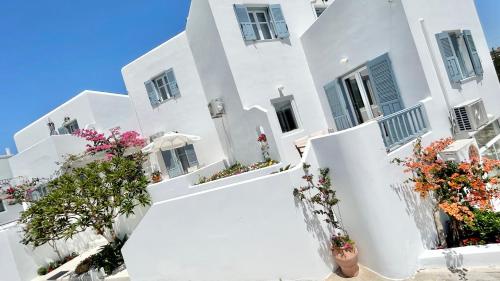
[186,0,329,165]
[301,0,431,129]
[204,0,329,164]
[122,95,460,280]
[9,135,89,179]
[14,91,140,153]
[400,0,500,116]
[0,156,13,180]
[0,223,105,281]
[123,160,334,281]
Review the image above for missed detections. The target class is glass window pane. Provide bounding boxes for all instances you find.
[260,24,272,39]
[159,87,169,100]
[252,24,261,40]
[273,100,298,133]
[256,12,267,23]
[248,13,256,23]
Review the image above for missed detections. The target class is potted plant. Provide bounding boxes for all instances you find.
[293,163,359,277]
[151,170,162,183]
[331,233,359,277]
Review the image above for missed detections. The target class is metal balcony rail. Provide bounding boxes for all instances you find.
[378,104,430,151]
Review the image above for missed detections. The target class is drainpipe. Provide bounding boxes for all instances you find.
[418,18,455,134]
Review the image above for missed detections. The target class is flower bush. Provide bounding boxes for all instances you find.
[394,138,500,247]
[257,133,271,162]
[196,159,278,185]
[37,253,78,276]
[0,178,46,205]
[74,127,145,159]
[293,163,354,257]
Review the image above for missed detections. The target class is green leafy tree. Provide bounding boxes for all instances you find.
[20,129,150,255]
[492,48,500,82]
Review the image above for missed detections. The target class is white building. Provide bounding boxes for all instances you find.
[120,0,500,280]
[2,0,500,280]
[9,90,141,180]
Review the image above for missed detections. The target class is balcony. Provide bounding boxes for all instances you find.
[378,104,430,151]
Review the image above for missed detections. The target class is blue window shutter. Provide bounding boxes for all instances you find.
[234,4,257,41]
[367,53,404,116]
[269,4,289,39]
[165,68,180,98]
[463,30,483,76]
[162,150,183,178]
[324,80,352,131]
[145,80,160,107]
[184,144,199,167]
[436,32,464,83]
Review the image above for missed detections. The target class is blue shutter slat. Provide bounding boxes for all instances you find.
[234,4,257,41]
[367,53,404,116]
[166,69,180,98]
[269,4,289,39]
[145,80,160,107]
[463,30,483,76]
[162,150,183,178]
[324,81,352,131]
[436,32,463,83]
[184,144,199,167]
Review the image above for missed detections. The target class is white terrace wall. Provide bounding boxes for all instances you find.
[9,135,89,179]
[401,0,500,116]
[122,97,454,280]
[121,32,227,168]
[0,223,104,281]
[301,0,431,129]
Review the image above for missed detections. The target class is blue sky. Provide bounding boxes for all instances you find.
[0,0,498,154]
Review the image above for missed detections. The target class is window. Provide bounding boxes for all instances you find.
[0,200,5,213]
[234,4,289,41]
[315,7,326,17]
[145,68,180,107]
[324,53,403,131]
[64,120,79,134]
[342,67,382,124]
[161,144,199,178]
[58,119,79,135]
[272,98,298,133]
[248,8,275,40]
[436,30,484,84]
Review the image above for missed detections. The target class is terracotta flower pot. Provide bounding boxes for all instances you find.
[152,175,162,183]
[333,247,359,278]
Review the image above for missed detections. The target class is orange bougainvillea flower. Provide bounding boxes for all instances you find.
[394,138,500,224]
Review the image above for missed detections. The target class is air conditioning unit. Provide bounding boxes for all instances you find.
[208,98,225,118]
[453,99,488,133]
[439,139,481,163]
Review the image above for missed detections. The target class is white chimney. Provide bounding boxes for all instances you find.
[5,148,11,156]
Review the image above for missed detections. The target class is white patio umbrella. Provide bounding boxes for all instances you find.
[142,132,201,153]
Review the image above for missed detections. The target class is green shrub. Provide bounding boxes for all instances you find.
[463,209,500,245]
[37,267,48,276]
[76,236,128,276]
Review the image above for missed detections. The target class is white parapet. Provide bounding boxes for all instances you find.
[418,244,500,270]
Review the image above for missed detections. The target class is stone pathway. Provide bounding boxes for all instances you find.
[326,266,500,281]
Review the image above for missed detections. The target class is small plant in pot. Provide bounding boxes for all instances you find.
[293,163,359,277]
[151,170,162,183]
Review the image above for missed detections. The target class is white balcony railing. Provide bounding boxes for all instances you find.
[378,104,430,151]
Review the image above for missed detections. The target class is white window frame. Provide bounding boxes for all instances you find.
[154,75,173,102]
[341,66,381,125]
[271,96,300,134]
[448,31,476,80]
[247,7,275,41]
